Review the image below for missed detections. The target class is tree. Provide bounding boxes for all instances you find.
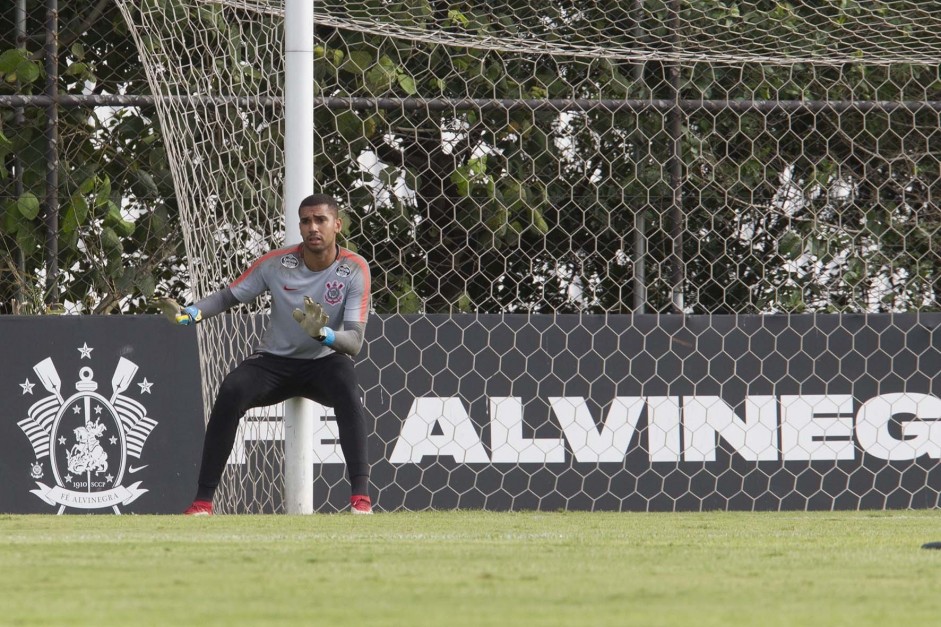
[0,0,184,314]
[3,0,940,317]
[316,0,941,314]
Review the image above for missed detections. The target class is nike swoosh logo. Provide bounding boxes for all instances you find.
[128,465,148,474]
[283,286,301,291]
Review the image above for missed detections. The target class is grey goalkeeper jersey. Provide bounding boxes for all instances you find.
[227,244,371,360]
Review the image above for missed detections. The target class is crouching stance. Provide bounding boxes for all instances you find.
[156,194,373,515]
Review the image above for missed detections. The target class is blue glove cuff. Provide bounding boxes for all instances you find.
[181,305,202,325]
[321,326,335,346]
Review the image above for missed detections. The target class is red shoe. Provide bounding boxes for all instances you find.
[183,499,213,516]
[350,495,373,515]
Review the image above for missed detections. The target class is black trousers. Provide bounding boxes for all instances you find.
[196,352,370,498]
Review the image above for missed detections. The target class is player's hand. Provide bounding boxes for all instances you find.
[292,296,329,339]
[152,297,202,325]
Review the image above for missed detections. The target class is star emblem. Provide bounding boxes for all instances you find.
[20,379,35,395]
[58,436,66,445]
[78,343,93,359]
[72,404,82,414]
[138,378,154,394]
[109,436,117,445]
[65,474,73,484]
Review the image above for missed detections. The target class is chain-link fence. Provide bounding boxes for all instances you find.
[1,1,186,315]
[4,2,940,319]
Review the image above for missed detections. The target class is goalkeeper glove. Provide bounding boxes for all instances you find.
[153,297,202,325]
[292,296,334,345]
[178,305,202,325]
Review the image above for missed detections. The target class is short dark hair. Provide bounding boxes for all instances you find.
[299,194,339,217]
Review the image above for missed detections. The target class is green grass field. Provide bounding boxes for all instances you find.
[2,510,941,626]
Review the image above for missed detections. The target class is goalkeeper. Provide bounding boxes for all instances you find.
[157,194,373,515]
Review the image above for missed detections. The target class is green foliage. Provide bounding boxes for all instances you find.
[0,48,42,85]
[4,0,941,315]
[0,1,186,314]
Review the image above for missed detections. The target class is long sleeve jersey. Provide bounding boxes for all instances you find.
[194,244,371,360]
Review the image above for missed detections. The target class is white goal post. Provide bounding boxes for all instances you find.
[282,0,315,515]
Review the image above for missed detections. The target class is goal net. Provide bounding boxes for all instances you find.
[116,0,941,512]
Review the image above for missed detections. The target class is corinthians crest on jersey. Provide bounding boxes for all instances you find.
[17,351,158,514]
[324,280,344,305]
